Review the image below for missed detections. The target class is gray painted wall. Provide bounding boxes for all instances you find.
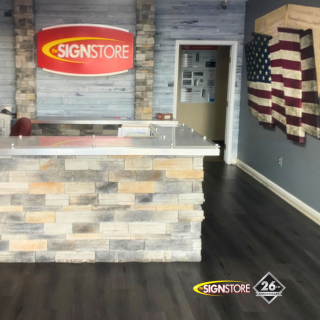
[238,0,320,213]
[0,0,15,113]
[34,0,136,117]
[154,0,246,160]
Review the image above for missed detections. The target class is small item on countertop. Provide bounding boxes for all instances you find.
[157,113,173,120]
[1,108,16,118]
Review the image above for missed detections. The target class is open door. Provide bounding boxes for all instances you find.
[176,45,230,162]
[173,40,238,164]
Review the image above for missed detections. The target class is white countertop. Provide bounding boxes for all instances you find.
[0,124,220,156]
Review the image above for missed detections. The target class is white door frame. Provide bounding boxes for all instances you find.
[173,40,238,164]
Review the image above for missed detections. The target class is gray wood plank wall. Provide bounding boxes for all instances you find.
[154,0,246,159]
[34,0,136,117]
[0,0,246,159]
[0,0,15,113]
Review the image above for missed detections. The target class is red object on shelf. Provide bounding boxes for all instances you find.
[157,113,173,120]
[10,118,32,137]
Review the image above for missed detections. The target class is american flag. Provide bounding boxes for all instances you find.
[269,28,320,143]
[245,33,273,127]
[301,30,320,140]
[245,29,320,143]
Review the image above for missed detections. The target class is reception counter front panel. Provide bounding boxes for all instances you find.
[0,124,218,263]
[0,155,204,263]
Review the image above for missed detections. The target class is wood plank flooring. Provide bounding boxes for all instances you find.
[0,162,319,320]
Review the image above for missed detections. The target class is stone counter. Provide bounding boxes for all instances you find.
[0,155,205,263]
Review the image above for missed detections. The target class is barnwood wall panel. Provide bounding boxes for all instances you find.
[0,0,16,113]
[34,0,136,117]
[153,0,246,159]
[1,0,246,152]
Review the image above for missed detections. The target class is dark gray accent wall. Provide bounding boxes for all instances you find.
[0,0,15,113]
[238,0,320,212]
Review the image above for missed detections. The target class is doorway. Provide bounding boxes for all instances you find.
[173,40,238,164]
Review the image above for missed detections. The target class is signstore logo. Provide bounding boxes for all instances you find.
[37,24,134,76]
[194,273,285,304]
[193,281,251,297]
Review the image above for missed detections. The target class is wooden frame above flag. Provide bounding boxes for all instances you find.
[255,5,320,98]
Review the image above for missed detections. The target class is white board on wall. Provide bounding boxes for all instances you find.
[180,45,218,104]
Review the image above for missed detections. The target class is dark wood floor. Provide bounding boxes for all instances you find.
[0,162,319,320]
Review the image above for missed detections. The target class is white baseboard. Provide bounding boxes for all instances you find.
[230,158,237,165]
[236,159,320,226]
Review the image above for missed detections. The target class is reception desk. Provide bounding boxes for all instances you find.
[28,117,178,136]
[0,123,219,263]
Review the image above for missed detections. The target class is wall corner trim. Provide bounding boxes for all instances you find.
[236,159,320,227]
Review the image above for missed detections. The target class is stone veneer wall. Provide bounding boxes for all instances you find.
[14,0,36,119]
[134,0,156,120]
[0,155,204,263]
[31,124,120,136]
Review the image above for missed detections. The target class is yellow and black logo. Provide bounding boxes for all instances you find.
[193,280,251,297]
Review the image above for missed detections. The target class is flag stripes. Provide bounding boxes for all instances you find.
[300,30,320,139]
[245,34,273,127]
[246,29,320,143]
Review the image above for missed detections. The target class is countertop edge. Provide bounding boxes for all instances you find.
[0,147,219,156]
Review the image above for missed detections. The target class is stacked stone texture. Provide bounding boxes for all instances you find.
[31,124,120,136]
[13,0,36,119]
[0,155,205,263]
[135,0,156,120]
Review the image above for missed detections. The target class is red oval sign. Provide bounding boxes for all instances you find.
[37,24,134,76]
